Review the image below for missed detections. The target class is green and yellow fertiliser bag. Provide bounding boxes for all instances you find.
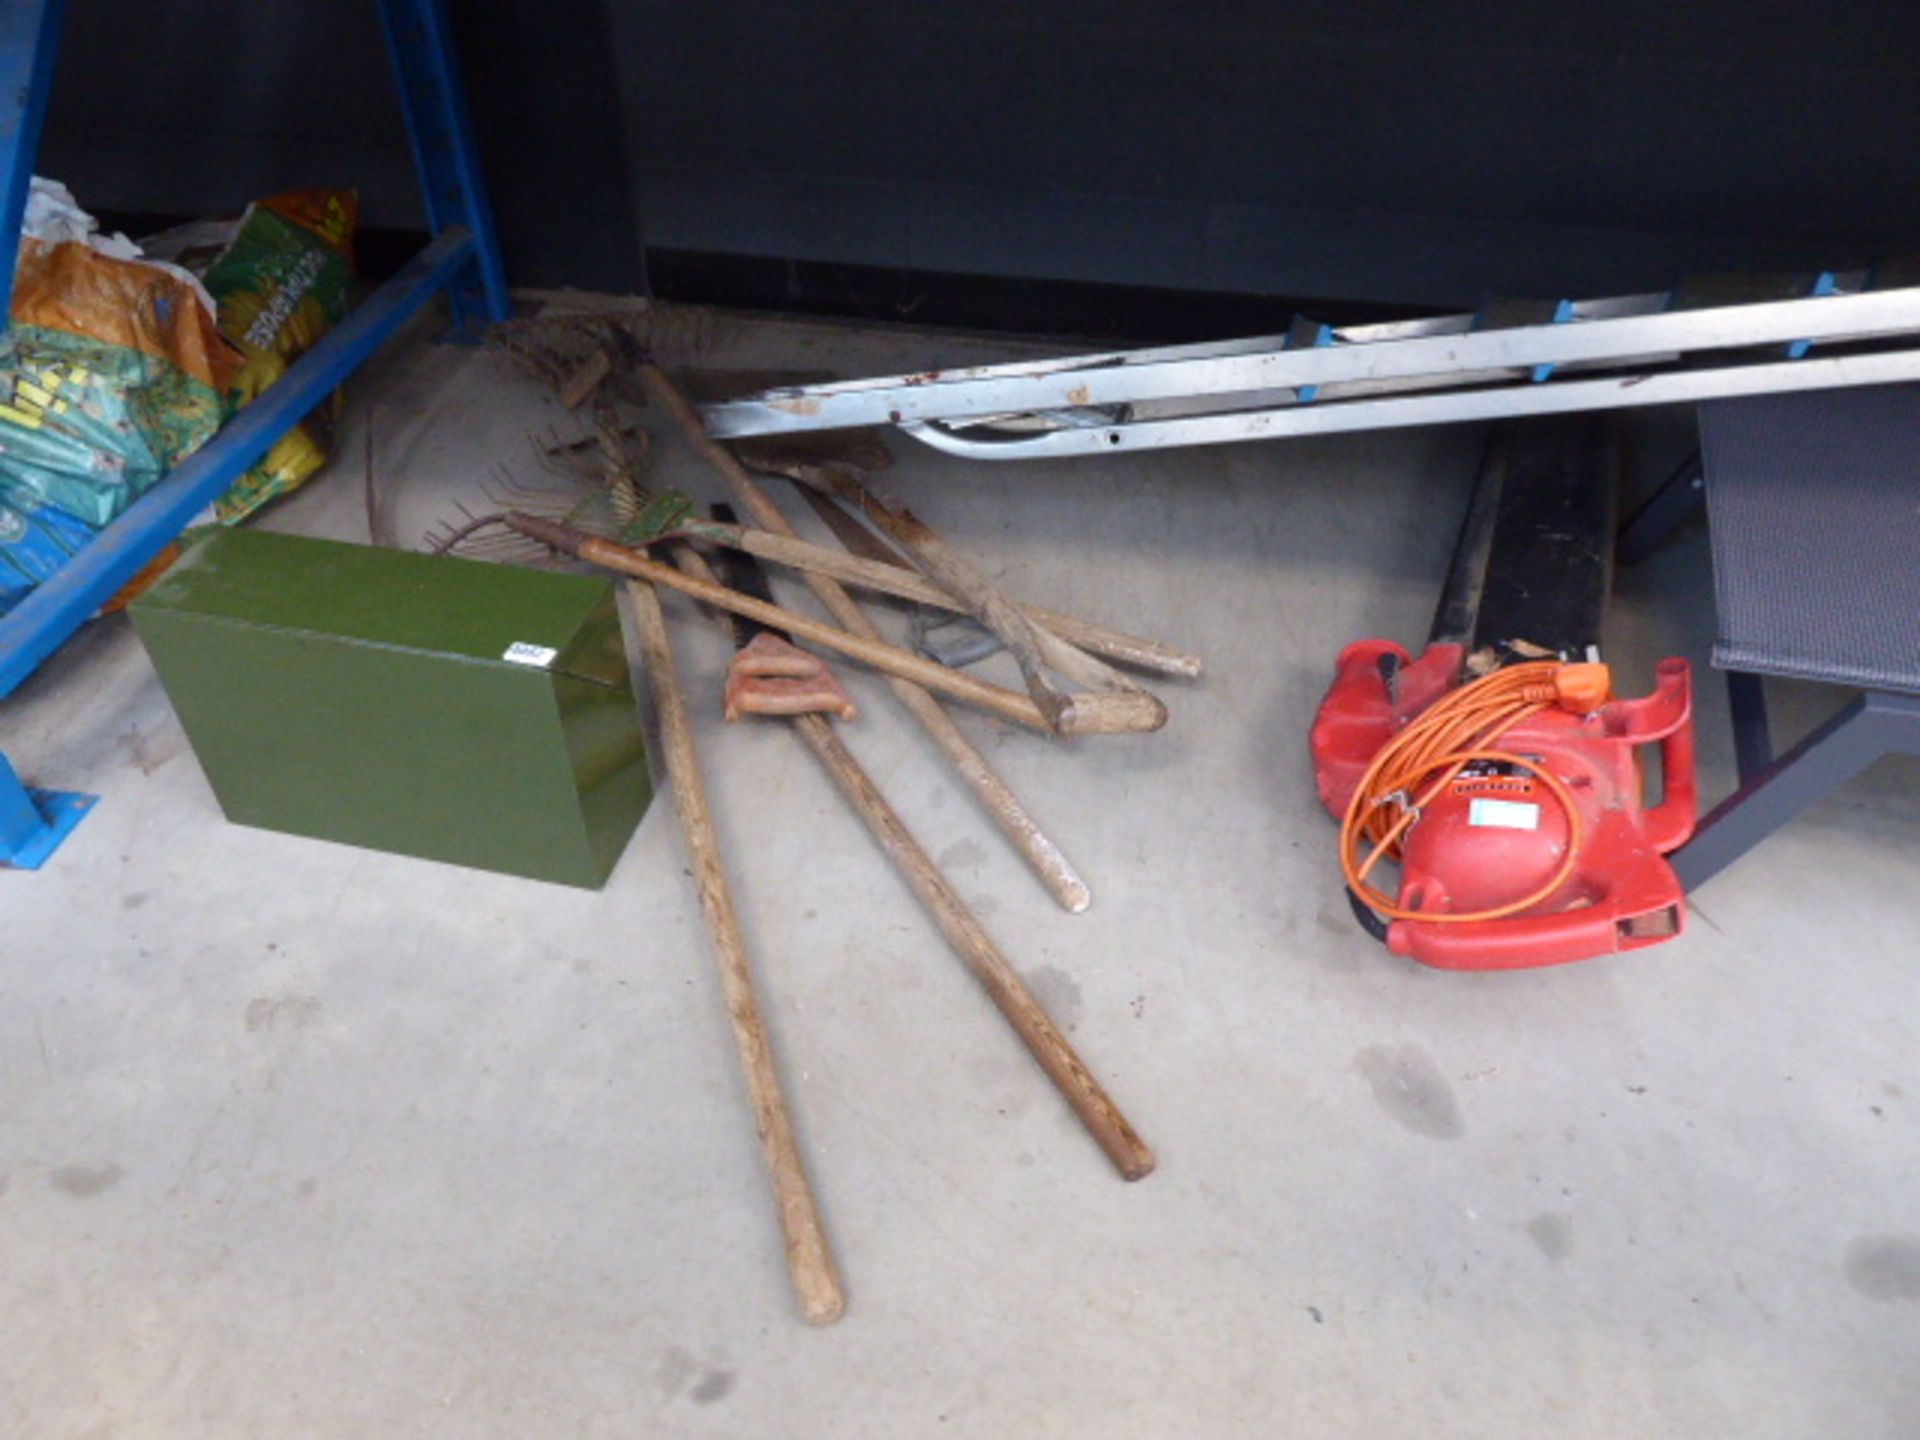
[198,188,358,522]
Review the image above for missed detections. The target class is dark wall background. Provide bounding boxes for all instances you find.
[37,1,1920,316]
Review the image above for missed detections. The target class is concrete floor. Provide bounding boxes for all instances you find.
[4,304,1918,1438]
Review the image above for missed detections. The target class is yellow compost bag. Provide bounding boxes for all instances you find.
[201,188,358,521]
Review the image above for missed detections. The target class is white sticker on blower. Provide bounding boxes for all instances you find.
[501,642,558,668]
[1468,798,1540,831]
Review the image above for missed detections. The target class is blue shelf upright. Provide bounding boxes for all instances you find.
[0,0,509,868]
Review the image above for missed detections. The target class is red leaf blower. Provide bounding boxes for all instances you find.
[1310,418,1698,969]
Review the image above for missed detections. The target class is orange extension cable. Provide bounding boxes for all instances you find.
[1340,660,1610,924]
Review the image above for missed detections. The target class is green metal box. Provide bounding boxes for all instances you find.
[131,529,652,888]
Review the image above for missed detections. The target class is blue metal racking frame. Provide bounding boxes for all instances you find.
[0,0,508,867]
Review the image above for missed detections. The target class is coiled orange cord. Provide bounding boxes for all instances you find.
[1340,660,1609,924]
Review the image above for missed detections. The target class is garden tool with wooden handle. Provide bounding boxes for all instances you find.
[686,521,1155,1181]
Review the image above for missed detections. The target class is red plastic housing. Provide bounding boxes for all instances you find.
[1309,642,1697,969]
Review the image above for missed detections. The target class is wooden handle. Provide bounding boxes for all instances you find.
[586,527,1057,732]
[690,517,1202,679]
[783,490,1202,679]
[627,576,846,1324]
[670,539,1147,1174]
[805,464,1161,710]
[808,479,1085,724]
[789,711,1156,1181]
[1057,689,1170,736]
[513,513,1167,738]
[637,360,1093,912]
[672,544,1092,916]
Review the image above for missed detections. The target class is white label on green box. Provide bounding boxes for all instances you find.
[502,642,558,668]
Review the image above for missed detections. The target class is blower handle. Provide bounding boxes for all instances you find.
[1635,658,1697,855]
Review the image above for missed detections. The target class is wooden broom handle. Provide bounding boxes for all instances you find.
[627,575,846,1324]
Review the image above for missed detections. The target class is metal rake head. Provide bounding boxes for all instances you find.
[423,446,697,566]
[422,457,613,566]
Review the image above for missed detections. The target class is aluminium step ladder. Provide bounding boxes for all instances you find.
[699,265,1920,461]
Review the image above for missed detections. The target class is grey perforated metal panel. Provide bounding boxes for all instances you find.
[1699,383,1920,691]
